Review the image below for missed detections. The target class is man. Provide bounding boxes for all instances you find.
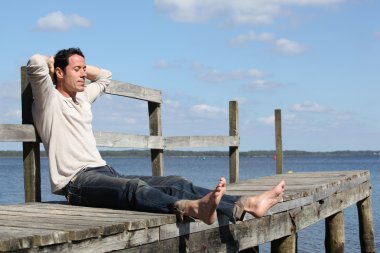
[27,48,285,224]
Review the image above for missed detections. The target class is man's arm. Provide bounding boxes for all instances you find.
[84,66,112,103]
[27,54,55,110]
[85,65,102,82]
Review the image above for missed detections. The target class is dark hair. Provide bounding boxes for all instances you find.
[53,47,85,84]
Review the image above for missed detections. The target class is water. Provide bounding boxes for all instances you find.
[0,155,378,252]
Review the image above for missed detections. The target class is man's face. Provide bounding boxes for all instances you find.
[61,54,87,94]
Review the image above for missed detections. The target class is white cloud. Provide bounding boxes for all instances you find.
[155,0,346,25]
[276,38,307,54]
[231,31,275,45]
[164,99,181,109]
[242,79,282,92]
[199,68,265,83]
[291,101,328,113]
[35,11,91,31]
[190,104,227,116]
[258,115,275,125]
[154,59,169,69]
[232,31,307,55]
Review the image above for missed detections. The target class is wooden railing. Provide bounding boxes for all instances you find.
[0,67,239,202]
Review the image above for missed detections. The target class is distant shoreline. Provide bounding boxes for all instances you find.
[0,150,379,158]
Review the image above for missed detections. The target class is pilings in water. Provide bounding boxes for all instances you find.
[271,108,375,253]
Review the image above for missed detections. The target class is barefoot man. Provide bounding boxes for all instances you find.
[27,48,285,224]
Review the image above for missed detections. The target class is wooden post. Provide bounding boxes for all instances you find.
[325,211,345,253]
[148,101,164,176]
[271,234,297,253]
[21,66,41,202]
[274,109,283,174]
[229,101,239,183]
[357,197,375,253]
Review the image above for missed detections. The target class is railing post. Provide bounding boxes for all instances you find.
[229,101,239,183]
[272,109,297,252]
[274,109,283,175]
[21,66,41,202]
[357,197,375,253]
[148,101,164,176]
[325,211,345,253]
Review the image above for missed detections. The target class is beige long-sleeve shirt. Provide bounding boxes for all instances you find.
[27,54,112,194]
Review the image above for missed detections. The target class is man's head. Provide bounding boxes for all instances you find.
[53,47,87,97]
[53,48,85,84]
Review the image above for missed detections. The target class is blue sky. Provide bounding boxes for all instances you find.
[0,0,379,151]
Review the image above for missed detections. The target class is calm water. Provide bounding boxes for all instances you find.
[0,155,378,252]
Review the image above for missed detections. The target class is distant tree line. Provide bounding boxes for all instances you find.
[0,150,379,158]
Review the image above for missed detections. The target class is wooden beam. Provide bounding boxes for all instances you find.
[21,66,41,202]
[94,132,163,149]
[229,101,239,183]
[148,102,164,176]
[0,124,37,142]
[275,109,283,174]
[164,136,239,148]
[105,80,162,103]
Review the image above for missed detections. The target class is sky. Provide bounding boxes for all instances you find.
[0,0,379,152]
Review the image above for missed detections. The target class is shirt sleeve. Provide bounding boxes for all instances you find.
[26,54,55,111]
[84,68,112,103]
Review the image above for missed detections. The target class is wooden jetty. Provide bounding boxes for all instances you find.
[0,67,375,252]
[0,170,374,252]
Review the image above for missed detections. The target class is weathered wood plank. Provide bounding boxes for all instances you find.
[0,126,240,149]
[94,132,163,149]
[105,80,162,103]
[0,124,37,142]
[164,136,239,148]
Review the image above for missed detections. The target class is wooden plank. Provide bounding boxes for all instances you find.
[148,102,164,176]
[164,136,239,148]
[0,124,37,142]
[0,225,68,248]
[94,132,163,149]
[0,126,239,149]
[0,204,176,231]
[105,80,162,103]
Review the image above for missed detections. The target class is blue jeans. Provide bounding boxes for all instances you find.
[65,165,240,222]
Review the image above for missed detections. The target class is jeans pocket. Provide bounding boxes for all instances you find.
[66,183,85,206]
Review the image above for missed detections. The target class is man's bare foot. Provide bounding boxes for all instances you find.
[175,177,226,225]
[236,180,285,218]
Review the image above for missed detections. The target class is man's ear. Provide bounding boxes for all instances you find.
[55,67,64,80]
